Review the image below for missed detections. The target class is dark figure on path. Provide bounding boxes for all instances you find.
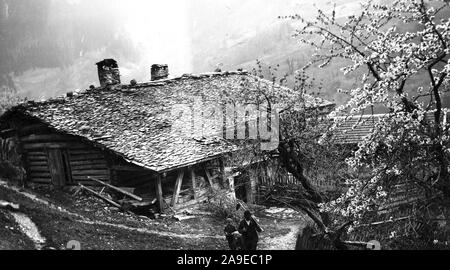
[238,210,262,250]
[224,218,238,250]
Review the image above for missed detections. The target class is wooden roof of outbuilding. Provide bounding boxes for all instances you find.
[330,111,450,145]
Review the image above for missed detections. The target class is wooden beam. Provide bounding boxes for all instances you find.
[155,174,164,212]
[204,167,214,187]
[71,169,110,175]
[69,160,107,166]
[70,164,108,170]
[190,168,197,199]
[28,161,48,166]
[171,170,184,207]
[79,184,121,208]
[219,158,225,187]
[111,165,146,172]
[88,176,143,201]
[246,173,257,204]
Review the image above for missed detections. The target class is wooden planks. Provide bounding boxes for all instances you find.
[69,154,105,162]
[26,151,51,184]
[79,184,122,208]
[19,130,112,186]
[70,160,107,166]
[88,176,143,201]
[68,147,110,184]
[69,164,108,170]
[71,169,110,176]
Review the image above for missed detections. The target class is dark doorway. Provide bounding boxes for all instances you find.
[234,174,248,202]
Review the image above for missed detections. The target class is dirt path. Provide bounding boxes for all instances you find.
[0,180,223,240]
[259,223,300,250]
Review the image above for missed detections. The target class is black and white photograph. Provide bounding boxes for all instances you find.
[0,0,449,255]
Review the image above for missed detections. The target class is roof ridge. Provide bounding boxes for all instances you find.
[121,70,250,89]
[9,70,252,110]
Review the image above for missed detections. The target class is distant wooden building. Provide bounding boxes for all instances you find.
[0,59,334,212]
[325,112,450,212]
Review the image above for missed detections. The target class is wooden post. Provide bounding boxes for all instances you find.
[219,158,226,188]
[204,167,214,187]
[171,170,184,207]
[190,168,197,199]
[155,174,164,212]
[246,172,257,204]
[228,176,236,200]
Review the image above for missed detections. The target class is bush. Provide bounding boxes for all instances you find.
[205,188,241,224]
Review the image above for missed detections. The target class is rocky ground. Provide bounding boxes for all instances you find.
[0,179,308,250]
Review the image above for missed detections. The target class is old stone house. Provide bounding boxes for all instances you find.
[0,59,334,212]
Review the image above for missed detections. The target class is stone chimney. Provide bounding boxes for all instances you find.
[151,64,169,81]
[96,59,121,87]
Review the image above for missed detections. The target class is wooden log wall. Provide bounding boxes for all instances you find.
[8,116,113,186]
[68,147,110,184]
[26,149,51,184]
[23,143,111,186]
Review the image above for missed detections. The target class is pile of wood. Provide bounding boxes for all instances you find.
[77,176,156,216]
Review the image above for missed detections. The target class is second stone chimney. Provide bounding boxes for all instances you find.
[96,59,121,87]
[151,64,169,81]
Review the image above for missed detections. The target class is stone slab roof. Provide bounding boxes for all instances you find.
[2,71,334,172]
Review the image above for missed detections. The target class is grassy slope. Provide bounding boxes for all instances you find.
[0,184,227,250]
[0,182,307,250]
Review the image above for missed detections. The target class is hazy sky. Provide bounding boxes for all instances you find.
[1,0,359,99]
[115,0,193,75]
[64,0,193,76]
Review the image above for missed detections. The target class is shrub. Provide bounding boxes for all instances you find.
[205,188,241,224]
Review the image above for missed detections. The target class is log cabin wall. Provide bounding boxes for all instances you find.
[2,114,112,186]
[23,134,111,186]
